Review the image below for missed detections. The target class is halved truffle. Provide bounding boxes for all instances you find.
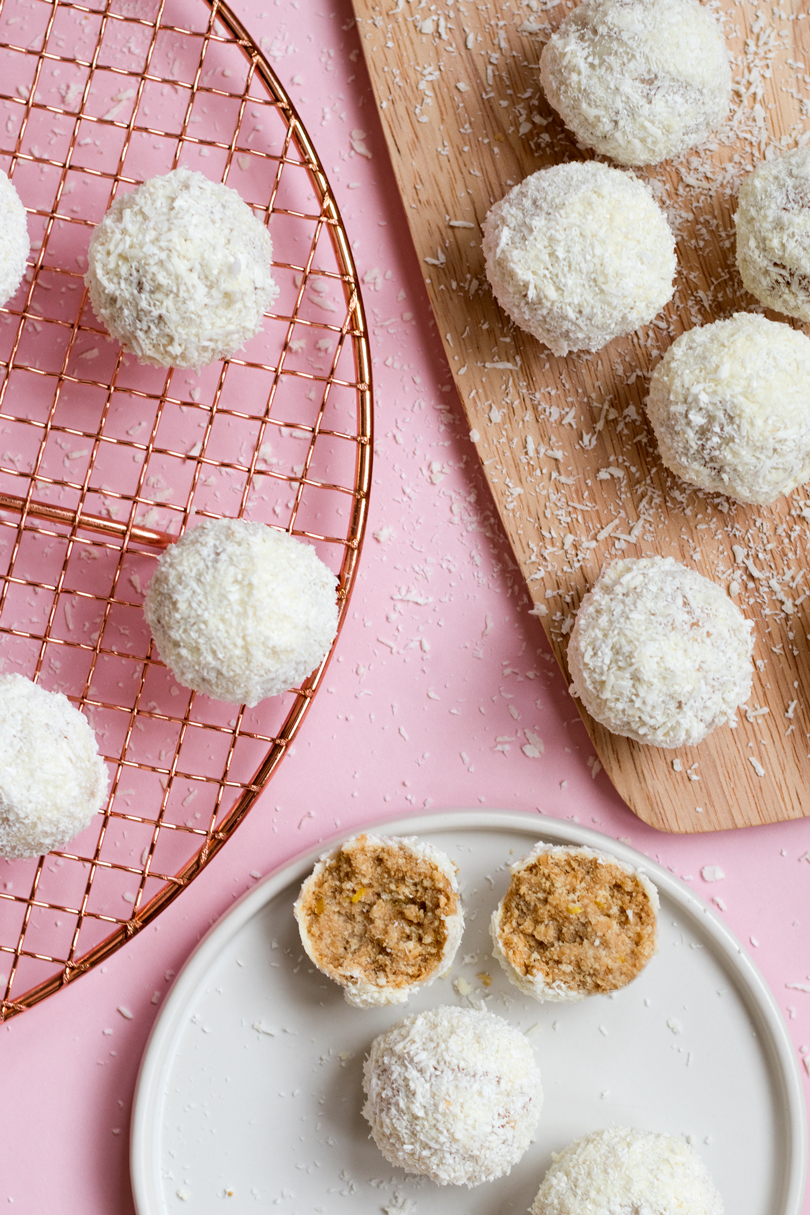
[491,842,658,1002]
[294,833,463,1007]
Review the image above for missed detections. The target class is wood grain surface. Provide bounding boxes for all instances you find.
[351,0,810,833]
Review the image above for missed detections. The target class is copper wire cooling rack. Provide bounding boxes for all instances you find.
[0,0,372,1018]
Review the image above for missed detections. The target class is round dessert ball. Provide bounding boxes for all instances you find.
[646,313,810,505]
[736,147,810,322]
[491,843,658,1002]
[85,168,277,369]
[362,1005,543,1187]
[294,833,464,1008]
[567,556,753,748]
[540,0,731,166]
[0,674,108,860]
[0,171,29,307]
[530,1126,724,1215]
[143,518,338,706]
[482,162,675,357]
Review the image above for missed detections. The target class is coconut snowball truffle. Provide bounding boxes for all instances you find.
[482,162,675,357]
[530,1126,724,1215]
[736,147,810,322]
[293,833,464,1008]
[0,674,108,860]
[646,313,810,505]
[491,843,658,1002]
[85,168,277,369]
[0,171,29,308]
[362,1005,543,1186]
[540,0,731,166]
[143,518,338,706]
[568,557,753,748]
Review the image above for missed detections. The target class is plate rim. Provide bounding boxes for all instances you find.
[129,807,808,1215]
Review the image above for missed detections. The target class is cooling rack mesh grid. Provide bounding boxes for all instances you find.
[0,0,372,1018]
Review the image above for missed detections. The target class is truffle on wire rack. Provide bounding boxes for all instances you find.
[294,833,463,1007]
[0,674,109,860]
[530,1126,724,1215]
[362,1005,543,1186]
[85,168,277,369]
[0,171,29,308]
[646,313,810,505]
[482,162,675,357]
[736,147,810,322]
[539,0,731,166]
[143,518,338,706]
[491,842,658,1002]
[567,556,753,749]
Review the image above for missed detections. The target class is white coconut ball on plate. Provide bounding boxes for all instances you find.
[482,161,675,357]
[362,1005,543,1187]
[540,0,731,166]
[85,168,277,369]
[143,517,338,706]
[0,674,108,860]
[531,1126,724,1215]
[646,312,810,505]
[0,171,29,308]
[736,147,810,322]
[567,556,753,748]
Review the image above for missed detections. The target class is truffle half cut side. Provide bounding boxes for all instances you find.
[530,1126,724,1215]
[567,556,754,748]
[294,833,463,1007]
[362,1005,543,1186]
[491,842,658,1002]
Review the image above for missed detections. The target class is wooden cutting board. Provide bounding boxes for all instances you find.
[351,0,810,833]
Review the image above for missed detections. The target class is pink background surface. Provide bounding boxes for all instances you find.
[2,0,810,1210]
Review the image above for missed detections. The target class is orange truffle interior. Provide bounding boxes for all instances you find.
[299,836,458,989]
[497,851,656,994]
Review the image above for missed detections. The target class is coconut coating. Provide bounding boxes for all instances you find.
[0,674,108,860]
[143,518,338,706]
[646,313,810,505]
[736,147,810,322]
[482,162,675,357]
[362,1006,543,1187]
[293,833,464,1008]
[531,1126,724,1215]
[567,557,753,748]
[540,0,731,166]
[491,843,659,1002]
[85,168,277,369]
[0,171,29,308]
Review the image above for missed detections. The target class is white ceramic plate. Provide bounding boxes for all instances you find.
[131,810,807,1215]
